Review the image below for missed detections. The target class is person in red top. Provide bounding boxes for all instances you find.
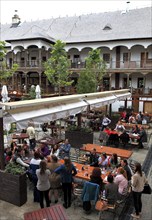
[103,127,111,135]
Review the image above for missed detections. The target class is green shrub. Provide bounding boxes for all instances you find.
[5,162,25,175]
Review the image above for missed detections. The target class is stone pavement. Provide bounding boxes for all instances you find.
[0,131,152,220]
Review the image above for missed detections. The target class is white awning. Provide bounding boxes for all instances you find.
[1,89,131,129]
[4,100,88,128]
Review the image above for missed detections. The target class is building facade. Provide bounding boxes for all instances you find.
[1,7,152,112]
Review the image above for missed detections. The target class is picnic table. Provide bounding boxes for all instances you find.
[12,133,29,144]
[37,138,63,146]
[81,144,133,159]
[24,204,68,220]
[59,159,109,182]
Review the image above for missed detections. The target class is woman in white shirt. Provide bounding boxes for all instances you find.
[131,163,147,219]
[50,144,60,158]
[36,160,51,208]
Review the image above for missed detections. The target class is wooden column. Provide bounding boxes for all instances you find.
[0,108,5,170]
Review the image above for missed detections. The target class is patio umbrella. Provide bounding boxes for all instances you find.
[1,85,10,103]
[35,85,41,99]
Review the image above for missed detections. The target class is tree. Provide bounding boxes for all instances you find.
[77,48,106,93]
[44,40,73,95]
[0,41,18,85]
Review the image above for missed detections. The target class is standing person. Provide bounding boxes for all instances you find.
[29,151,41,202]
[47,155,61,203]
[101,115,111,131]
[26,121,36,151]
[138,126,147,149]
[121,159,133,181]
[54,157,77,209]
[131,163,147,219]
[36,160,51,209]
[59,139,71,159]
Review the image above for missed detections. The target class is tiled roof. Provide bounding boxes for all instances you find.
[1,7,152,45]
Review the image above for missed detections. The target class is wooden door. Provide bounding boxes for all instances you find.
[144,102,152,114]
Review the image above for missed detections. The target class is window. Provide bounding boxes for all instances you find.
[103,54,110,63]
[123,53,129,62]
[103,24,112,30]
[138,78,144,88]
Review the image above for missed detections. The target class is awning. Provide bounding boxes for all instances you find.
[3,100,88,129]
[1,89,131,129]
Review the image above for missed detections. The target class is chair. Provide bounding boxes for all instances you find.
[81,181,100,213]
[73,184,83,208]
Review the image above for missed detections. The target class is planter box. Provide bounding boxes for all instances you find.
[0,171,27,206]
[65,130,93,148]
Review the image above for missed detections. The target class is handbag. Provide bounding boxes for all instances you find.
[95,200,104,211]
[142,184,152,194]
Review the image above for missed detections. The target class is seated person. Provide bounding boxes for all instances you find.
[114,167,128,198]
[107,128,119,146]
[11,148,29,168]
[98,174,118,211]
[98,153,109,168]
[41,123,48,132]
[50,144,60,158]
[90,167,103,191]
[22,140,29,157]
[115,121,125,132]
[59,139,71,158]
[128,114,136,124]
[40,143,50,157]
[136,111,143,124]
[103,126,111,135]
[119,131,130,147]
[109,153,120,168]
[131,125,140,134]
[89,148,99,167]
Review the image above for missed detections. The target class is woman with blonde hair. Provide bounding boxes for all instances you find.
[131,163,147,219]
[54,157,77,208]
[114,167,128,197]
[36,160,50,208]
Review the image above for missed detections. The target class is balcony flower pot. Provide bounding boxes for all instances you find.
[0,163,27,206]
[65,126,93,148]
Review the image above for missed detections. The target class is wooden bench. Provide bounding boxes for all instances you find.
[24,204,68,220]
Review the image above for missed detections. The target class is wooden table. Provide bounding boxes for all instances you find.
[81,144,133,159]
[121,122,150,130]
[37,138,63,146]
[12,133,29,143]
[24,204,68,220]
[60,159,109,182]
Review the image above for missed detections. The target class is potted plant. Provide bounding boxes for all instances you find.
[65,125,93,148]
[0,162,27,206]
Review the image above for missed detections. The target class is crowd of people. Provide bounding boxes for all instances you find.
[3,112,150,218]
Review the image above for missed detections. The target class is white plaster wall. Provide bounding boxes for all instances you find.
[112,100,125,112]
[145,74,152,89]
[139,101,144,112]
[127,101,132,108]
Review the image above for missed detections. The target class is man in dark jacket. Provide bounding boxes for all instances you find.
[89,148,99,167]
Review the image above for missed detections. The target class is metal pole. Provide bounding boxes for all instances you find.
[0,107,5,170]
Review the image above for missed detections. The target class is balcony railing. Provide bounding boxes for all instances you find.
[6,59,152,70]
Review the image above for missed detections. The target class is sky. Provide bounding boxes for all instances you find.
[1,0,152,24]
